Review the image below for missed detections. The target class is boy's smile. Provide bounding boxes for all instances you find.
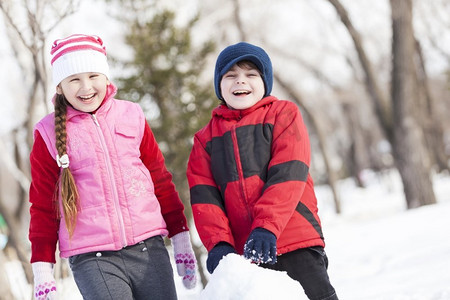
[220,64,265,110]
[233,89,251,96]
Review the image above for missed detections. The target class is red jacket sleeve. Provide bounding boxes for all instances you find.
[139,121,188,237]
[29,131,60,263]
[251,103,311,237]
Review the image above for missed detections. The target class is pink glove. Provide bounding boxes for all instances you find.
[171,231,197,289]
[32,262,57,300]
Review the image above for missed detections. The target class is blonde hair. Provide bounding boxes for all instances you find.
[54,94,79,238]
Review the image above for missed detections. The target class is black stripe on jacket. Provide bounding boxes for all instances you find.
[190,184,225,213]
[206,124,273,187]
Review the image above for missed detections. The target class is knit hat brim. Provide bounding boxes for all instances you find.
[52,50,110,86]
[218,54,266,80]
[214,42,273,101]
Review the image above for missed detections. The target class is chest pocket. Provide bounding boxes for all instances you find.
[114,123,140,157]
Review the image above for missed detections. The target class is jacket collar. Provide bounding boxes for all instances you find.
[212,96,278,120]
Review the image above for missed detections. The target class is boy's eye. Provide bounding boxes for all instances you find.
[90,74,99,78]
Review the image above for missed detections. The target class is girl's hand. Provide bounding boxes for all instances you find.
[32,262,57,300]
[171,231,197,289]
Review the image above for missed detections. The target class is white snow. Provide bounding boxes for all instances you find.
[320,171,450,300]
[5,169,450,299]
[199,254,305,300]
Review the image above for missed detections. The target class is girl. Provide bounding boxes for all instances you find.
[29,34,196,300]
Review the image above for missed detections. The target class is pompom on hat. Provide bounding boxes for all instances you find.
[214,42,273,100]
[50,34,110,87]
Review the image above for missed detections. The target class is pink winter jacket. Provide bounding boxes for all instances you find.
[33,85,170,258]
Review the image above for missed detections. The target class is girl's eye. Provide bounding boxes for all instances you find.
[90,74,99,78]
[69,78,79,82]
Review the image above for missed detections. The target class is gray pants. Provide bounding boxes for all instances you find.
[69,235,177,300]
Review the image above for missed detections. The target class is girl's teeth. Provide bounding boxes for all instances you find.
[80,94,94,100]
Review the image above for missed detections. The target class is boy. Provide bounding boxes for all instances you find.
[187,42,337,300]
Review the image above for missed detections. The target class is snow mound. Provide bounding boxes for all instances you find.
[200,254,307,300]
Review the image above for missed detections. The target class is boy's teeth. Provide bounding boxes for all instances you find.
[234,91,249,95]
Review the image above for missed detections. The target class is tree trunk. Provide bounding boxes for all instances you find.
[414,40,449,172]
[342,102,367,188]
[390,0,436,208]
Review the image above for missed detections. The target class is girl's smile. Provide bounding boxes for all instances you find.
[57,72,110,112]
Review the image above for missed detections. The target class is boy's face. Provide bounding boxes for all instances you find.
[220,64,265,110]
[57,72,110,112]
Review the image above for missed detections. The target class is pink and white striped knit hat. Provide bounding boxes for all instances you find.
[50,34,110,86]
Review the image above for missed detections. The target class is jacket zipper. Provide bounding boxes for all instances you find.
[230,123,252,222]
[91,114,128,247]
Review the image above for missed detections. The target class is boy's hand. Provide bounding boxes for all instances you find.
[244,227,277,264]
[206,242,236,274]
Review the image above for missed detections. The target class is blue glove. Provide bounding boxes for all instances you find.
[244,227,277,264]
[206,242,236,274]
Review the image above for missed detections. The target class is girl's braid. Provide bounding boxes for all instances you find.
[54,94,79,238]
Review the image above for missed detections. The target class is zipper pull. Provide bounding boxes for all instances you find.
[92,114,100,127]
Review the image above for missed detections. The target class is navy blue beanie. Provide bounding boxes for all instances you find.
[214,42,273,100]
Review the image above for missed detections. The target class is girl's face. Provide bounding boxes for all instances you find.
[57,72,110,113]
[220,64,265,110]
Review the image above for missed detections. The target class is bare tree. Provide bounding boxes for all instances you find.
[415,0,450,65]
[414,39,449,172]
[0,0,79,294]
[1,0,79,146]
[326,0,392,141]
[390,0,436,208]
[232,0,247,41]
[327,0,437,208]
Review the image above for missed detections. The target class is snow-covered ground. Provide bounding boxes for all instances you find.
[318,170,450,300]
[5,169,450,299]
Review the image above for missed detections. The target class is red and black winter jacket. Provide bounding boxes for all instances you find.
[186,96,324,256]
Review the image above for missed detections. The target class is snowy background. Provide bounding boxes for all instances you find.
[1,0,449,299]
[5,168,450,299]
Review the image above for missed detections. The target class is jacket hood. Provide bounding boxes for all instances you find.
[212,96,278,120]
